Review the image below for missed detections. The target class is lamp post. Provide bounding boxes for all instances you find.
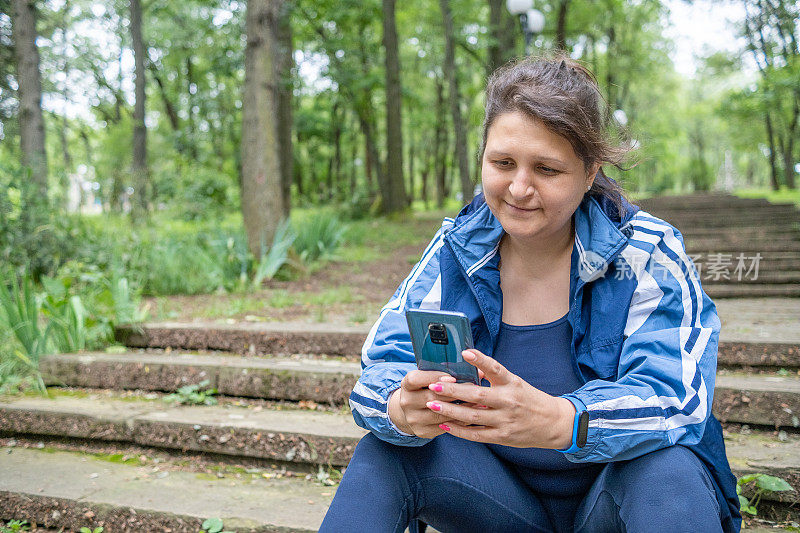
[506,0,545,55]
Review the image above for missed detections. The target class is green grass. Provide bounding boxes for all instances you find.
[734,187,800,207]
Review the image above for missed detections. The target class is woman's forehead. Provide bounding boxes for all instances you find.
[486,112,577,161]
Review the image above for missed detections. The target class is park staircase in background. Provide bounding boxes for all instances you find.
[637,192,800,298]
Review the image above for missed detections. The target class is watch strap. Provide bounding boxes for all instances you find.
[558,398,589,454]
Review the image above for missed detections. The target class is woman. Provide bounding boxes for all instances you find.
[321,55,741,533]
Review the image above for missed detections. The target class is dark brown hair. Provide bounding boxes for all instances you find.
[479,53,632,218]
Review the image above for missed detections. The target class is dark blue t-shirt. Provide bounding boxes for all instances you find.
[486,313,604,497]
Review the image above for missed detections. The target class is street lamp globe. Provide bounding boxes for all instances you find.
[506,0,533,16]
[526,9,545,33]
[613,109,628,127]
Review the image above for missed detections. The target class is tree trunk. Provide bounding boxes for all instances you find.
[327,151,334,200]
[556,0,570,51]
[275,0,293,216]
[350,124,357,198]
[407,127,415,206]
[358,113,380,198]
[331,100,342,201]
[487,0,517,75]
[487,0,504,76]
[58,113,72,200]
[130,0,149,217]
[782,144,796,189]
[434,77,447,207]
[149,66,180,132]
[12,0,48,195]
[605,24,617,120]
[381,0,407,213]
[440,0,472,204]
[241,0,285,257]
[185,56,198,160]
[764,111,780,191]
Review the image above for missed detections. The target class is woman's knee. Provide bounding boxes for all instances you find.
[347,432,415,478]
[576,446,722,532]
[614,445,717,498]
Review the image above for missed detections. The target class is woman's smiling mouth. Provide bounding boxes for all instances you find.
[505,201,539,213]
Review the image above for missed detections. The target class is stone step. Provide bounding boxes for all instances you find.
[716,373,800,428]
[724,257,800,273]
[638,194,789,208]
[4,372,800,461]
[41,345,800,402]
[648,206,799,218]
[0,446,331,532]
[718,342,800,370]
[638,197,796,210]
[114,323,800,369]
[705,284,800,298]
[1,419,799,531]
[115,322,370,358]
[668,218,800,231]
[684,241,800,253]
[0,394,367,467]
[41,352,360,405]
[1,438,790,533]
[677,226,800,238]
[725,427,800,510]
[698,272,800,285]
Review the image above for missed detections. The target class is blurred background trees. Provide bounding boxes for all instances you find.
[0,0,797,273]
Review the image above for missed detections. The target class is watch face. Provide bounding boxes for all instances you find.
[577,411,589,448]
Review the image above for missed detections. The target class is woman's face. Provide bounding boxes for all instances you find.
[481,111,597,245]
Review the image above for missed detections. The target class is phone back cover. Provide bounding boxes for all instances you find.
[406,309,479,384]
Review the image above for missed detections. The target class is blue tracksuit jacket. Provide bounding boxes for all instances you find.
[349,192,741,532]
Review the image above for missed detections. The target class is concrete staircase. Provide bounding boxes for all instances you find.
[636,193,800,298]
[0,315,799,531]
[1,193,799,531]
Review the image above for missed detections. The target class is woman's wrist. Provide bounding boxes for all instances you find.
[548,397,577,449]
[388,388,413,435]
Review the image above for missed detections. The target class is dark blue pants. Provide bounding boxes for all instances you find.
[320,432,724,533]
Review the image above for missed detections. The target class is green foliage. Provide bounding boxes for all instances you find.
[291,211,346,263]
[253,219,296,286]
[134,236,227,296]
[0,519,30,532]
[0,275,50,394]
[79,527,104,533]
[0,263,145,394]
[0,165,79,280]
[200,517,234,533]
[164,380,219,406]
[737,473,794,516]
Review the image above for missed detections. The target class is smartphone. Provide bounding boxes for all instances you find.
[405,309,481,386]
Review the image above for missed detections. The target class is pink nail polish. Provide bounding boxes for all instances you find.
[427,402,441,411]
[439,423,450,431]
[430,384,443,393]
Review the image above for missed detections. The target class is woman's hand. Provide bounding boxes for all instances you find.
[388,370,481,439]
[425,349,576,449]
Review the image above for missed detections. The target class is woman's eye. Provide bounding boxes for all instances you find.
[538,165,560,175]
[493,160,513,168]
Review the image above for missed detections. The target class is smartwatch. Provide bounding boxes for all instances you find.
[558,406,589,454]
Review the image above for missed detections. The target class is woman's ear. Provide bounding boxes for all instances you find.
[587,163,601,189]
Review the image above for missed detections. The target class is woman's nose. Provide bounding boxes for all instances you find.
[508,170,534,198]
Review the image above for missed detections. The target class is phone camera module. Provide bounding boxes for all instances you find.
[428,323,449,345]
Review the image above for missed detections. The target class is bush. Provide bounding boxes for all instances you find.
[133,236,227,296]
[0,165,80,280]
[0,264,146,394]
[292,210,346,263]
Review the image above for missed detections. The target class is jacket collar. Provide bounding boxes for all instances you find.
[442,193,638,344]
[444,193,634,281]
